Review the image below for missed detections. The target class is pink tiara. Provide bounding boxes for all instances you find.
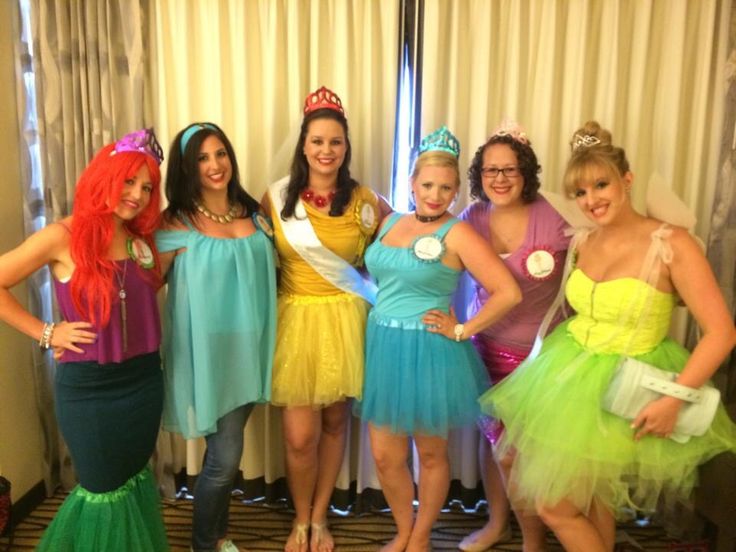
[112,128,164,165]
[490,120,529,145]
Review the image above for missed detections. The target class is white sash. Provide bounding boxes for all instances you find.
[269,176,377,304]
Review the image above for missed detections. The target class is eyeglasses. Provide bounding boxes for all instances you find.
[480,166,521,179]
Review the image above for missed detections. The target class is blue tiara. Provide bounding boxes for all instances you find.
[180,123,218,155]
[418,126,460,157]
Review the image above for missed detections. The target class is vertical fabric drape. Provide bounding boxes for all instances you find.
[706,0,736,407]
[146,0,399,508]
[13,0,150,493]
[147,0,398,200]
[420,0,731,239]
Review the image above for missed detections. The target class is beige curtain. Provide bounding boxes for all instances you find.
[146,0,399,503]
[146,0,398,199]
[14,0,149,493]
[706,1,736,406]
[421,0,731,241]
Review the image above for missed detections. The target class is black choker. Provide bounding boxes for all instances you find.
[415,212,446,223]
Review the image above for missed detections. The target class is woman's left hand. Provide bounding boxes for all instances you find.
[631,395,683,440]
[422,307,459,340]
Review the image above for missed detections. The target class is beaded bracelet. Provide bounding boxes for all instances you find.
[39,322,55,349]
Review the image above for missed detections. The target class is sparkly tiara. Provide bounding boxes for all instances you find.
[418,126,460,157]
[111,128,164,165]
[303,86,345,116]
[180,123,218,155]
[572,133,602,150]
[490,120,529,145]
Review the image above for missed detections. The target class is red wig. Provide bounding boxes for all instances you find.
[70,143,162,326]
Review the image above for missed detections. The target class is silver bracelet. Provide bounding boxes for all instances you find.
[39,322,55,349]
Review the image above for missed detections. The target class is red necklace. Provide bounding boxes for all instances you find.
[301,188,336,208]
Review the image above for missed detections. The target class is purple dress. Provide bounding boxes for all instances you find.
[459,196,570,442]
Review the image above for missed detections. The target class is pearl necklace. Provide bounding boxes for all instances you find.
[194,201,238,224]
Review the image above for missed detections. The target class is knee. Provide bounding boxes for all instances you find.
[201,447,241,484]
[321,404,349,437]
[497,451,514,472]
[416,447,448,472]
[372,448,406,474]
[285,432,318,459]
[536,503,569,531]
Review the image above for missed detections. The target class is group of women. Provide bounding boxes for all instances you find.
[0,85,735,552]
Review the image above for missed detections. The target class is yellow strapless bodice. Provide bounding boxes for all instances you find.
[566,268,677,355]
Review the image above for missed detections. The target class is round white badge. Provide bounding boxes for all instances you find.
[524,249,555,280]
[412,235,444,262]
[128,238,155,269]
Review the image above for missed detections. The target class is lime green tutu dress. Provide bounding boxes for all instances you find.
[480,236,736,517]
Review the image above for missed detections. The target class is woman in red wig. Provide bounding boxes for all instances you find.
[0,129,169,551]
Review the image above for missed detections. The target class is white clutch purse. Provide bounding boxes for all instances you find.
[601,357,721,444]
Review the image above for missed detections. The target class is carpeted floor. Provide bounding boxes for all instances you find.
[1,492,701,551]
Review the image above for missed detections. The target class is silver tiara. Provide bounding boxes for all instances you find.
[572,133,602,150]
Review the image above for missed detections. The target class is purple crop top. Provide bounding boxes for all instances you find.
[53,260,160,364]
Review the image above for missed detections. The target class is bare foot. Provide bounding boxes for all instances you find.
[458,523,512,551]
[310,521,334,552]
[379,534,410,552]
[285,522,309,552]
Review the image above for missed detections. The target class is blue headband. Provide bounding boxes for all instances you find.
[180,123,218,155]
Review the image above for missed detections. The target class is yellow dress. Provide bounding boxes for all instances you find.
[269,185,378,406]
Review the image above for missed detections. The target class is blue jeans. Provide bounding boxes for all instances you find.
[191,404,254,551]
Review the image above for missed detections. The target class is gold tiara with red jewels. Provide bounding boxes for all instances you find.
[303,86,345,116]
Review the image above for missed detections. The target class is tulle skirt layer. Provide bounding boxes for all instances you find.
[37,467,168,551]
[480,321,736,517]
[271,292,369,407]
[356,311,489,437]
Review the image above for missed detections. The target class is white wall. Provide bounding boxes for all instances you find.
[0,0,46,501]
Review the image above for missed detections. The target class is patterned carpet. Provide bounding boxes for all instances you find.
[1,492,699,551]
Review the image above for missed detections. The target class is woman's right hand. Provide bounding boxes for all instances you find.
[50,320,97,356]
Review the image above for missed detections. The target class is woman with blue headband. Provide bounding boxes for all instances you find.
[157,123,277,552]
[355,127,521,552]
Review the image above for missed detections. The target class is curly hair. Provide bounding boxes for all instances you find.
[70,144,162,326]
[467,134,541,203]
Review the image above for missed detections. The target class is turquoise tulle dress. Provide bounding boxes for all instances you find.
[480,226,736,516]
[156,216,277,439]
[355,214,488,436]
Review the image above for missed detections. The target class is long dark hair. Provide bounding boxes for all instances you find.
[467,134,541,203]
[280,109,359,219]
[163,122,260,223]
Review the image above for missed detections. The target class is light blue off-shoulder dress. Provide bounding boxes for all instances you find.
[156,216,277,439]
